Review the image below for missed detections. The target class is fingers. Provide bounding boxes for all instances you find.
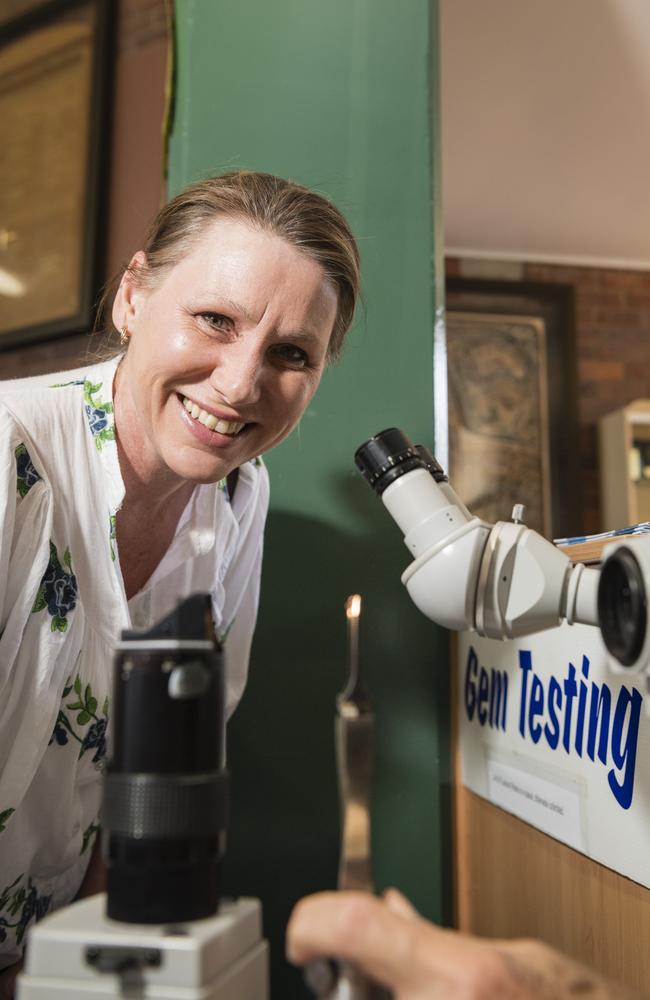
[288,892,623,1000]
[286,891,437,993]
[382,887,420,921]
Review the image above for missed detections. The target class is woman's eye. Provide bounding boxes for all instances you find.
[272,344,309,368]
[199,312,232,333]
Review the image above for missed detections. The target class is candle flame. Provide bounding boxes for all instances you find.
[345,594,362,620]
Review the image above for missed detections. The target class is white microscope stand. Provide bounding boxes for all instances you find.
[17,893,268,999]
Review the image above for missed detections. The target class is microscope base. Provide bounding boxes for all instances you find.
[17,893,268,999]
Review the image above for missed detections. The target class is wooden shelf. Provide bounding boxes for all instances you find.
[599,399,650,529]
[558,530,649,565]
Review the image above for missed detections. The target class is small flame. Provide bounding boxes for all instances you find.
[345,594,362,620]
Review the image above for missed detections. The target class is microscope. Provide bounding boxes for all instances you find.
[17,594,268,999]
[354,428,650,692]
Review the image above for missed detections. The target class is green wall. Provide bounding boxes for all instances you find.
[169,2,450,995]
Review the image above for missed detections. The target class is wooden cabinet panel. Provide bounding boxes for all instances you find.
[454,786,650,993]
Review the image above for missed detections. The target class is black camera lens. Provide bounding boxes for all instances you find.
[102,594,228,924]
[597,547,647,668]
[354,428,424,496]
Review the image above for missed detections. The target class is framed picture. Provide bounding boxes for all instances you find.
[0,0,112,349]
[446,278,579,539]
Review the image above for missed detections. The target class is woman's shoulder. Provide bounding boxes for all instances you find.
[0,355,121,490]
[0,355,118,401]
[1,361,85,394]
[0,373,83,469]
[0,355,119,437]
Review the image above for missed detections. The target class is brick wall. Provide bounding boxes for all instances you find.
[0,0,168,379]
[446,257,650,533]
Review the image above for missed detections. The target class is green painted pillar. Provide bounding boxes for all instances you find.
[168,2,449,995]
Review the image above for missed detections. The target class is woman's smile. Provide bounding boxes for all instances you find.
[177,393,249,448]
[180,394,246,435]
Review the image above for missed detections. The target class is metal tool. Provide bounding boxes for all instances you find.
[304,595,391,1000]
[337,594,374,894]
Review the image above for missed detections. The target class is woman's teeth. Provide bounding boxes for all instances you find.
[182,397,244,435]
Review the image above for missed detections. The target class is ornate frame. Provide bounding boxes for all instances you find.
[446,278,579,539]
[0,0,112,349]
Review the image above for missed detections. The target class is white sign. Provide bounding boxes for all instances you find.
[458,624,650,888]
[487,758,584,851]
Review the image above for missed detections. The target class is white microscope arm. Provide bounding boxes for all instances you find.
[382,468,600,640]
[354,429,650,676]
[355,428,650,696]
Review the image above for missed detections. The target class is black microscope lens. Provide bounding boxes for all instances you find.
[354,428,424,496]
[598,547,647,668]
[415,445,448,482]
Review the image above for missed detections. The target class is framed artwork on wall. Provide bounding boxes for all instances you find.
[447,311,552,536]
[446,278,579,540]
[0,0,112,350]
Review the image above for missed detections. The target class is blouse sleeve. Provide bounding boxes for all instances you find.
[218,461,270,718]
[0,403,52,665]
[0,403,72,810]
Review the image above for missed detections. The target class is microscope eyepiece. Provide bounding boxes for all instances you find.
[354,428,424,496]
[598,546,647,668]
[414,445,448,483]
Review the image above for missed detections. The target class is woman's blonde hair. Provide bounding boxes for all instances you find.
[104,170,360,361]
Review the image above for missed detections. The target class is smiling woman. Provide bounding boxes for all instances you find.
[0,170,360,979]
[113,216,339,495]
[111,214,342,598]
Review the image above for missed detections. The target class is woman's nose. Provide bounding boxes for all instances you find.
[209,343,263,407]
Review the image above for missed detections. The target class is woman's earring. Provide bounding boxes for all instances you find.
[120,325,129,347]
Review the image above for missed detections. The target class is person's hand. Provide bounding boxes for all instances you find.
[0,959,22,1000]
[287,890,637,999]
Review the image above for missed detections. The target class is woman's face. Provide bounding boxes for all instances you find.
[113,217,338,487]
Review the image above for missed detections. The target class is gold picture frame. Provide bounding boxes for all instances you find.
[447,311,552,536]
[445,278,580,539]
[0,0,111,349]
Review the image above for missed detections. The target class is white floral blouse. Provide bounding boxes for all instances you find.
[0,354,269,968]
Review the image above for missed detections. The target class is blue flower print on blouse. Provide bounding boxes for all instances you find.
[15,443,41,499]
[49,676,109,769]
[83,718,108,765]
[0,875,51,947]
[32,542,78,632]
[83,379,115,450]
